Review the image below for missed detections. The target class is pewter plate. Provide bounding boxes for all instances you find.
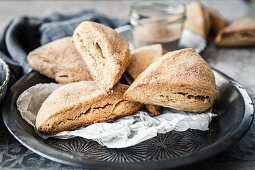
[2,68,254,169]
[2,26,254,169]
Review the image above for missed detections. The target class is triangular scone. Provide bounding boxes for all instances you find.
[36,81,143,134]
[28,37,93,84]
[73,21,130,94]
[127,44,166,80]
[215,17,255,47]
[206,8,227,35]
[126,44,166,116]
[124,48,220,113]
[184,1,211,39]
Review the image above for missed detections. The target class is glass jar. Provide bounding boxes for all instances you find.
[129,2,186,51]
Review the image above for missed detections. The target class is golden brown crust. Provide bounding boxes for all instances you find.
[124,48,220,113]
[145,105,162,116]
[36,81,143,134]
[125,44,165,116]
[219,17,255,33]
[123,72,162,116]
[27,37,93,84]
[215,17,255,47]
[127,44,165,80]
[184,1,211,40]
[73,21,130,94]
[206,8,227,35]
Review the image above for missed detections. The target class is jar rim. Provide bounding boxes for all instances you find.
[130,2,186,17]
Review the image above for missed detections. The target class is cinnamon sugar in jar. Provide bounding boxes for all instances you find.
[130,2,186,51]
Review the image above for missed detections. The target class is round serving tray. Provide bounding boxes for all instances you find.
[2,68,254,169]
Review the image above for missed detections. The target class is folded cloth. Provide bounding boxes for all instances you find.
[0,10,128,86]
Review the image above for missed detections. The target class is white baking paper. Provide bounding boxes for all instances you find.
[17,83,216,148]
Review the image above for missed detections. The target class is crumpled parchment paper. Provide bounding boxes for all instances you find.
[17,83,216,148]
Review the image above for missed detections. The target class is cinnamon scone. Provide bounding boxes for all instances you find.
[127,44,166,80]
[36,81,143,134]
[73,21,130,94]
[207,8,227,35]
[123,73,162,116]
[124,48,220,113]
[144,105,162,116]
[184,1,211,40]
[27,37,92,84]
[215,17,255,47]
[126,44,166,116]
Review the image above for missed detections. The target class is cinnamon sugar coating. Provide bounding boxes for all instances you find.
[36,81,143,134]
[124,48,220,113]
[27,37,92,84]
[73,21,130,94]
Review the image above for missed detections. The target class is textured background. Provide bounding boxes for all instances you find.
[0,0,255,169]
